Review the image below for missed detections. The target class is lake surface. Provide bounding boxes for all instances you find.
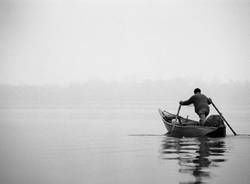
[0,102,250,184]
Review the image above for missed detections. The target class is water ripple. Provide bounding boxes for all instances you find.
[160,136,228,184]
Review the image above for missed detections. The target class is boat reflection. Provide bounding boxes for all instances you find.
[160,136,227,184]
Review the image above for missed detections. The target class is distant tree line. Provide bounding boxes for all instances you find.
[0,79,249,108]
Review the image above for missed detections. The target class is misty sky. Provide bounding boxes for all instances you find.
[0,0,249,85]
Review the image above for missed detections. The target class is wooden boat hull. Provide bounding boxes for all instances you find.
[159,109,226,137]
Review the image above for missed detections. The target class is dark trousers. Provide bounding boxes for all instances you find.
[198,108,209,125]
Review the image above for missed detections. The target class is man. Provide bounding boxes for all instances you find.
[179,88,212,125]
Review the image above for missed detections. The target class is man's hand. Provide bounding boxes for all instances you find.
[208,98,212,104]
[179,101,183,105]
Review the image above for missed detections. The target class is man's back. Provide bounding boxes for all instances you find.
[190,93,210,113]
[181,93,210,113]
[180,88,212,125]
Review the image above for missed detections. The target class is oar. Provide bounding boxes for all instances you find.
[171,104,182,133]
[175,104,182,124]
[211,101,237,136]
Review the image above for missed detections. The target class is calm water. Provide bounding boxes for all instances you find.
[0,103,250,184]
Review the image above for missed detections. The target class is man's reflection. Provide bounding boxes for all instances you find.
[160,136,227,184]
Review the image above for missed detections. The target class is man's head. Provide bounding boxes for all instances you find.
[194,88,201,94]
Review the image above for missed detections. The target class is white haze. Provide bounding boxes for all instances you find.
[0,0,249,85]
[1,79,250,109]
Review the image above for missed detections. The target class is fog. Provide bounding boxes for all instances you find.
[0,0,249,107]
[0,0,250,85]
[0,79,249,109]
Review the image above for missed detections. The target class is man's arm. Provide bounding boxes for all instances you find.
[179,96,193,106]
[207,97,212,105]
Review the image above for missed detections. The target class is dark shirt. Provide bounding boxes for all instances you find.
[180,93,211,114]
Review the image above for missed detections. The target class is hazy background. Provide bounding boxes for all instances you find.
[0,80,249,109]
[0,0,249,108]
[1,0,250,85]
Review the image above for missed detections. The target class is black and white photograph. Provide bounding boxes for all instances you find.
[0,0,250,183]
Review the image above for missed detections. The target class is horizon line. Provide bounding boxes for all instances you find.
[0,78,249,87]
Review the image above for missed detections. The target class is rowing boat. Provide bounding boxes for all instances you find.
[158,109,226,137]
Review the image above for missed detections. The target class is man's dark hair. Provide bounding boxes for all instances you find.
[194,88,201,94]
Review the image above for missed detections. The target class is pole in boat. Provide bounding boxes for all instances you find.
[171,104,181,133]
[176,104,181,123]
[211,101,237,136]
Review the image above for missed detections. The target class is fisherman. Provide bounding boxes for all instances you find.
[179,88,212,125]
